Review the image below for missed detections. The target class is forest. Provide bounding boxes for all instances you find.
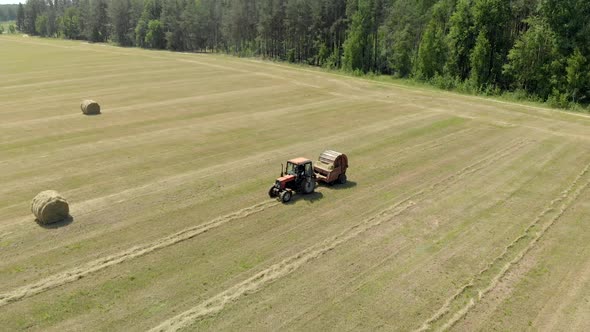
[11,0,590,108]
[0,4,19,21]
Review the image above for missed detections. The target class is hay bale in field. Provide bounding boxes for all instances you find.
[31,190,70,225]
[81,100,101,115]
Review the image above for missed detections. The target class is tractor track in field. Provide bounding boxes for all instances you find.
[0,114,473,297]
[0,97,344,193]
[4,95,339,159]
[0,66,192,92]
[362,127,478,171]
[261,126,483,277]
[0,82,288,131]
[417,161,590,332]
[3,38,325,94]
[148,139,528,332]
[1,109,438,232]
[536,253,590,330]
[0,200,278,308]
[0,113,471,297]
[0,77,206,114]
[278,140,568,330]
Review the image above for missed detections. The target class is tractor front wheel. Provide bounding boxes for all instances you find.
[268,186,278,198]
[280,190,292,203]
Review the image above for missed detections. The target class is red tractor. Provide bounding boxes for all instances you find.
[268,157,316,203]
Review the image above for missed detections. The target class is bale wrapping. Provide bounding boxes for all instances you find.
[81,100,101,115]
[31,190,70,224]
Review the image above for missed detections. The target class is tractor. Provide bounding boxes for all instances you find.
[268,157,316,203]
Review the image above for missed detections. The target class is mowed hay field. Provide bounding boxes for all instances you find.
[1,35,590,331]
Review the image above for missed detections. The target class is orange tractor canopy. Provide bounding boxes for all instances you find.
[268,157,316,203]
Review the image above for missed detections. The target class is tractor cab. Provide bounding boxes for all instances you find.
[269,157,316,203]
[285,158,314,178]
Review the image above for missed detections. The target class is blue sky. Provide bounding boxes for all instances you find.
[0,0,18,4]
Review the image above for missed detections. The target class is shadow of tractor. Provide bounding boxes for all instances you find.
[288,191,324,204]
[318,180,357,191]
[271,180,357,205]
[286,180,357,204]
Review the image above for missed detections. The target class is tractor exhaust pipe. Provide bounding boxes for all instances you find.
[281,163,284,177]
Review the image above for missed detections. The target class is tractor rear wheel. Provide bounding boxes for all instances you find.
[301,179,315,194]
[280,191,292,203]
[338,174,347,185]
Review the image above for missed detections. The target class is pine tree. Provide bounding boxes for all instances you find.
[342,0,376,73]
[472,0,511,85]
[446,0,475,79]
[135,0,163,47]
[469,29,491,88]
[35,14,48,36]
[110,0,133,46]
[16,3,25,32]
[24,0,46,35]
[60,7,81,39]
[145,19,164,49]
[503,17,559,98]
[87,0,108,42]
[161,0,182,50]
[566,49,589,103]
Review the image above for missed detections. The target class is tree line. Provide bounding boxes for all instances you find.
[13,0,590,108]
[0,4,19,22]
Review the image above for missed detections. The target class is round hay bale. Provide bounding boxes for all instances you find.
[81,100,101,115]
[31,190,70,225]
